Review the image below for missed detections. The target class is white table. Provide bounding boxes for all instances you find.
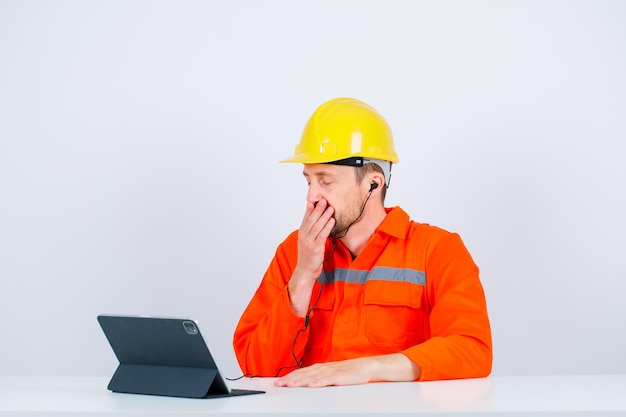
[1,374,625,416]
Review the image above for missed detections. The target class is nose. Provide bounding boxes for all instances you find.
[306,183,322,205]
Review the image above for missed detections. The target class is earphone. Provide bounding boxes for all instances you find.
[333,182,379,240]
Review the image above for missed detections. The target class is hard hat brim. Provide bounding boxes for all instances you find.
[280,154,399,164]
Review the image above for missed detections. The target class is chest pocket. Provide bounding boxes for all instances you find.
[364,280,425,350]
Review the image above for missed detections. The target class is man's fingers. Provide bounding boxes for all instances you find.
[274,359,373,388]
[310,205,334,241]
[319,215,335,240]
[302,200,333,242]
[296,199,334,280]
[303,199,326,220]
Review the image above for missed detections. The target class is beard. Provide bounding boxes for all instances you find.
[328,194,366,239]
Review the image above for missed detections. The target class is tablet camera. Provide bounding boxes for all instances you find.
[182,320,198,335]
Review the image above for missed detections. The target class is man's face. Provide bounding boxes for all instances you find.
[303,164,366,238]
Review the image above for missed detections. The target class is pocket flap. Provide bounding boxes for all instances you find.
[364,280,423,308]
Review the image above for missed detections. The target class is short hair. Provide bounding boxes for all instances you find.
[355,163,387,202]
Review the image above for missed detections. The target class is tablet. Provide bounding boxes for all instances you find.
[97,314,264,398]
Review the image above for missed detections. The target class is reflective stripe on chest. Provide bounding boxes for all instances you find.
[317,266,425,286]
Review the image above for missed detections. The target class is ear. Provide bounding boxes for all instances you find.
[368,172,385,193]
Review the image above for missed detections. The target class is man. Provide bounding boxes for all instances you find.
[233,97,492,387]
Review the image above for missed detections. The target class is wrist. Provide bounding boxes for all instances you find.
[287,271,316,317]
[368,354,421,382]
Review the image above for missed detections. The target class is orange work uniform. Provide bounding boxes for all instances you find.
[233,206,492,381]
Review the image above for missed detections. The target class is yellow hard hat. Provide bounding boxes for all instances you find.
[281,97,399,165]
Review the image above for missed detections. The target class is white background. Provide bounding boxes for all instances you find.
[1,0,625,379]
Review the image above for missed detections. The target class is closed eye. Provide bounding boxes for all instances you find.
[303,170,336,187]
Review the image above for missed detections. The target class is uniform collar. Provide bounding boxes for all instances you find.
[376,206,410,239]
